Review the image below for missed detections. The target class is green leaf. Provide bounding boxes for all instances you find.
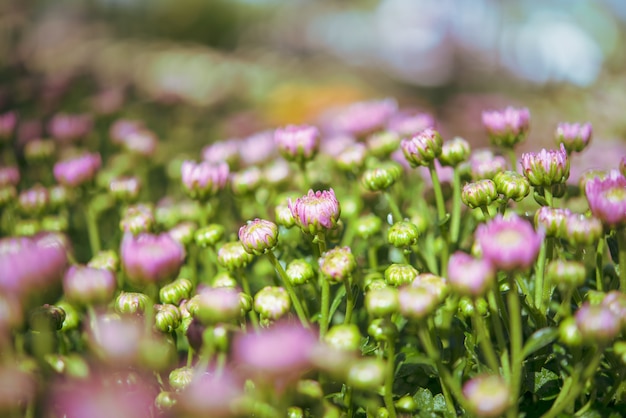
[432,393,447,412]
[525,368,560,400]
[328,284,346,321]
[414,387,434,410]
[522,327,559,359]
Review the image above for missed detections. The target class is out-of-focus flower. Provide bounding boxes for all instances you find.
[448,252,495,298]
[387,110,435,137]
[400,128,443,167]
[475,214,543,271]
[181,161,229,201]
[189,286,242,325]
[584,169,626,227]
[63,265,116,306]
[534,207,571,238]
[177,369,243,418]
[468,149,508,180]
[239,131,277,167]
[482,106,530,148]
[463,374,510,418]
[110,119,145,144]
[288,189,341,234]
[120,232,185,285]
[274,124,320,165]
[555,122,592,154]
[562,213,603,246]
[254,286,291,321]
[0,111,17,140]
[121,129,158,157]
[202,138,240,167]
[319,246,356,283]
[48,113,93,144]
[232,321,318,389]
[361,162,403,192]
[18,184,49,216]
[230,166,262,196]
[238,218,278,255]
[0,166,19,187]
[439,136,471,167]
[521,144,569,187]
[0,366,36,414]
[328,98,398,137]
[53,152,102,187]
[575,302,620,345]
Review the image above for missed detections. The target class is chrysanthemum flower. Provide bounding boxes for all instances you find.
[120,232,185,285]
[482,106,530,148]
[584,169,626,227]
[288,189,341,234]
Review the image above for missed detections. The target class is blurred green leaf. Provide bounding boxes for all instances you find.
[522,328,559,359]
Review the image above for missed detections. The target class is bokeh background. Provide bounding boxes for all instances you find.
[1,0,625,170]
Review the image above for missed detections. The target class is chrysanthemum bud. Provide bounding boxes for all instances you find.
[562,213,603,246]
[275,203,296,228]
[63,265,116,306]
[193,224,223,248]
[458,296,489,318]
[155,391,177,412]
[190,287,242,325]
[15,219,40,236]
[40,215,67,233]
[217,241,254,270]
[398,285,438,320]
[521,144,569,187]
[361,162,403,192]
[448,252,495,298]
[0,186,16,208]
[575,302,620,345]
[181,160,229,201]
[493,171,530,202]
[365,287,399,318]
[336,143,368,173]
[400,128,443,167]
[231,166,262,196]
[120,204,155,235]
[355,214,382,239]
[365,131,400,157]
[254,286,291,320]
[461,179,498,209]
[53,152,102,187]
[115,292,152,315]
[603,291,626,330]
[319,246,356,283]
[87,250,119,271]
[463,374,510,418]
[286,259,315,285]
[584,169,626,228]
[387,221,419,248]
[555,122,592,153]
[49,185,69,208]
[274,124,320,164]
[288,189,341,234]
[18,184,49,215]
[325,324,362,352]
[154,304,181,333]
[347,358,386,391]
[212,271,238,288]
[29,304,66,331]
[109,176,141,202]
[160,278,193,305]
[168,222,197,247]
[121,232,185,285]
[56,301,80,331]
[384,263,418,287]
[238,218,278,255]
[482,106,530,148]
[468,149,509,180]
[546,259,586,291]
[439,137,471,167]
[534,207,570,238]
[559,317,582,346]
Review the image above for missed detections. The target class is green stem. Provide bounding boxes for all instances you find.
[238,271,260,331]
[316,232,330,338]
[487,290,511,382]
[450,168,462,246]
[266,251,309,328]
[84,201,101,257]
[428,163,450,277]
[384,191,403,223]
[618,228,626,292]
[596,238,604,291]
[507,276,523,417]
[479,206,491,221]
[534,239,547,313]
[383,340,397,418]
[343,278,354,324]
[472,302,500,372]
[368,245,379,271]
[508,149,518,174]
[542,239,555,313]
[544,187,554,207]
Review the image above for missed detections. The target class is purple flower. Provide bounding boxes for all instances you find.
[202,138,240,166]
[0,233,68,305]
[178,369,243,418]
[387,110,435,137]
[0,165,20,187]
[53,152,102,187]
[288,188,341,234]
[109,119,145,144]
[232,321,318,389]
[330,98,398,137]
[0,111,17,139]
[463,374,510,418]
[447,252,495,298]
[482,106,530,148]
[575,302,620,344]
[0,366,36,412]
[534,207,571,238]
[468,149,509,180]
[238,218,278,255]
[63,265,117,306]
[274,124,320,164]
[400,128,443,167]
[475,214,543,271]
[521,144,569,187]
[120,232,185,285]
[555,122,592,153]
[584,169,626,227]
[239,130,277,166]
[319,246,356,282]
[48,113,93,143]
[181,160,229,200]
[562,213,603,246]
[121,129,158,156]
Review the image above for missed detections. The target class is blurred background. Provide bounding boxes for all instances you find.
[1,0,625,168]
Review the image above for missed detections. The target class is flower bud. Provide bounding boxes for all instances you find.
[288,407,304,418]
[325,324,362,352]
[120,204,155,235]
[384,263,418,287]
[53,152,102,187]
[56,301,80,331]
[231,166,262,196]
[365,287,399,318]
[546,260,586,291]
[121,232,185,285]
[439,137,470,167]
[367,317,398,342]
[366,131,400,157]
[534,207,570,238]
[559,317,582,346]
[395,395,418,413]
[387,221,419,248]
[274,124,320,164]
[217,241,254,270]
[254,286,291,320]
[493,171,530,202]
[168,221,197,247]
[400,128,443,167]
[109,176,141,202]
[562,213,603,246]
[602,291,626,330]
[194,224,224,248]
[63,265,116,306]
[336,143,368,173]
[275,203,296,228]
[482,106,530,148]
[212,271,238,288]
[155,391,177,412]
[361,162,402,192]
[347,358,386,391]
[398,285,438,320]
[521,144,569,187]
[238,218,279,255]
[555,122,592,154]
[41,214,69,233]
[115,292,152,315]
[15,219,40,236]
[49,185,70,209]
[355,214,382,239]
[319,246,356,283]
[458,296,488,318]
[154,304,181,333]
[413,273,449,301]
[289,189,341,234]
[575,302,620,345]
[0,186,16,208]
[463,374,510,418]
[447,252,495,298]
[181,161,229,201]
[190,287,241,325]
[286,259,315,285]
[29,304,66,332]
[169,366,194,391]
[18,184,49,215]
[87,250,119,271]
[461,180,498,209]
[160,278,193,305]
